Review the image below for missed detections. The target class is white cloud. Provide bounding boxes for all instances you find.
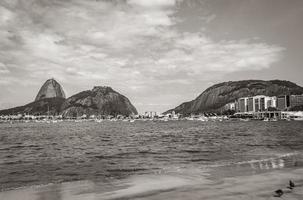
[0,0,285,112]
[127,0,179,8]
[172,33,284,73]
[0,62,9,74]
[0,6,14,25]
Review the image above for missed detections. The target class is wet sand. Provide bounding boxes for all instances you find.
[1,168,303,200]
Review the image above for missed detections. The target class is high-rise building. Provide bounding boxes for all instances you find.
[239,98,246,113]
[266,97,277,108]
[277,95,290,111]
[236,95,277,113]
[247,97,254,112]
[260,97,265,111]
[254,98,259,112]
[290,95,303,108]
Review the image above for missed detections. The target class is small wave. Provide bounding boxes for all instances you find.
[183,150,202,153]
[56,172,79,177]
[2,160,23,165]
[0,144,40,151]
[107,168,151,173]
[190,158,211,162]
[94,155,108,159]
[235,152,299,165]
[138,151,161,155]
[101,175,201,200]
[207,152,300,170]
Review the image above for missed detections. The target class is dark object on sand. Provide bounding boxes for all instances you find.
[287,180,295,189]
[274,189,284,197]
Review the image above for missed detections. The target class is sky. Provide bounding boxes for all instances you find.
[0,0,302,113]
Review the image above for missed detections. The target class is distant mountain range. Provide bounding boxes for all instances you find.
[1,79,303,117]
[164,80,303,115]
[0,79,137,116]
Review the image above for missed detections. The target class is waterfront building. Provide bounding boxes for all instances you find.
[254,98,259,112]
[276,95,303,110]
[228,94,303,114]
[144,111,157,118]
[266,96,277,108]
[254,96,277,112]
[236,95,277,113]
[260,97,265,111]
[247,97,254,112]
[276,95,290,111]
[238,98,247,113]
[223,102,236,111]
[290,95,303,107]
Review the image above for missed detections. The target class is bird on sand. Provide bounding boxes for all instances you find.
[274,189,284,197]
[287,180,295,189]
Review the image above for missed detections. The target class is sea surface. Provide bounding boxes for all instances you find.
[1,120,303,199]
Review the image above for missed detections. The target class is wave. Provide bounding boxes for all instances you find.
[101,175,201,200]
[235,152,298,165]
[208,152,301,172]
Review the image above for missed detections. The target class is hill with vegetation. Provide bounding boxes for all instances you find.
[61,86,137,117]
[165,80,303,115]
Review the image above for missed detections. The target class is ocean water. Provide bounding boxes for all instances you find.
[1,120,303,199]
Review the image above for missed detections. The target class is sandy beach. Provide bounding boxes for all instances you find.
[1,167,303,200]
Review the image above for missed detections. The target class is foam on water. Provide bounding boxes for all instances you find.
[101,174,204,199]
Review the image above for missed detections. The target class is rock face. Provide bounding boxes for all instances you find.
[0,79,138,117]
[61,86,138,117]
[165,80,303,115]
[0,97,65,115]
[35,78,66,101]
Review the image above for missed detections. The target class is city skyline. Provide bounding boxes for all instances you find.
[0,0,303,113]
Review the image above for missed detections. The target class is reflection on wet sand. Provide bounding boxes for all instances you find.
[1,154,303,200]
[1,168,303,200]
[36,184,62,200]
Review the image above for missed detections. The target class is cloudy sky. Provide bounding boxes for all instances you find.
[0,0,302,113]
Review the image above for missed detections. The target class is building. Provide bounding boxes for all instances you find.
[235,94,303,114]
[236,95,277,113]
[238,98,247,113]
[144,111,157,118]
[276,95,290,111]
[266,96,277,108]
[247,97,254,112]
[290,95,303,108]
[260,97,265,111]
[276,95,303,110]
[254,98,259,112]
[224,102,236,111]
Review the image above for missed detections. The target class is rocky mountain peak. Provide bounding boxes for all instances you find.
[35,78,66,101]
[92,86,114,93]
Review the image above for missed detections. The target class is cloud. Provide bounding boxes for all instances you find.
[0,5,14,25]
[127,0,179,8]
[0,0,285,112]
[172,32,284,73]
[0,62,9,74]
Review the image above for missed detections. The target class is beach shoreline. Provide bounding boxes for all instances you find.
[1,167,303,200]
